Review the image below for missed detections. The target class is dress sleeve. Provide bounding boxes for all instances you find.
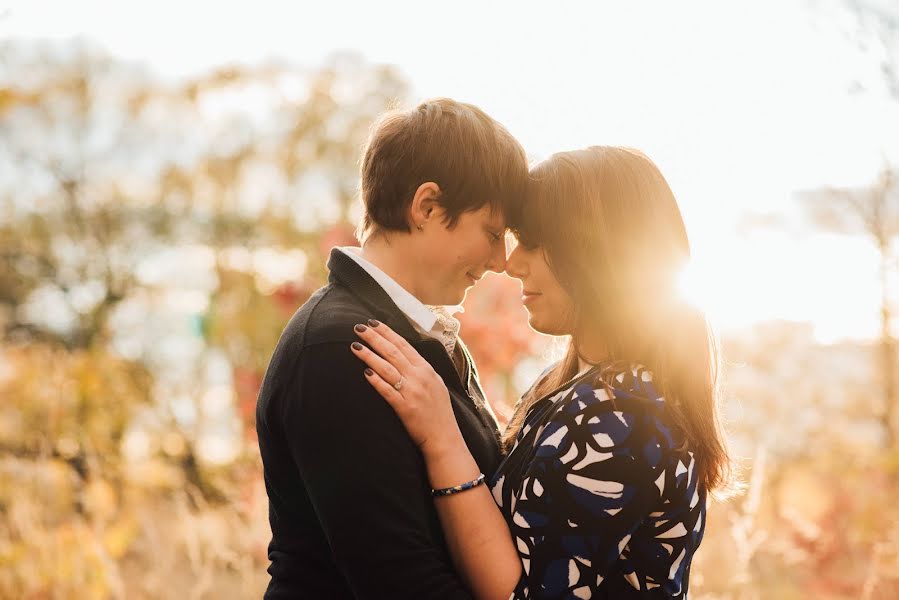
[506,382,667,599]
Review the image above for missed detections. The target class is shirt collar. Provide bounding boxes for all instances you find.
[338,247,463,335]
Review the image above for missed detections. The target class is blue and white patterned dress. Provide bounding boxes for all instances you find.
[491,362,706,599]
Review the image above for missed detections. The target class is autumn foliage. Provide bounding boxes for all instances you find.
[2,39,899,599]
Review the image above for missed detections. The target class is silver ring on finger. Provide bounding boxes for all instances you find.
[393,376,405,391]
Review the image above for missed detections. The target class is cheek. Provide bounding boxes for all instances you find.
[541,286,575,330]
[540,294,566,321]
[457,237,490,264]
[556,287,576,315]
[526,298,564,336]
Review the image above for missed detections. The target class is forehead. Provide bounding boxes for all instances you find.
[472,204,506,228]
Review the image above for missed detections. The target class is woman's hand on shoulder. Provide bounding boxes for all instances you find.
[351,320,464,460]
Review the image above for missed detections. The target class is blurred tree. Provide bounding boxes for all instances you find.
[0,41,406,348]
[799,168,898,447]
[0,38,409,598]
[799,1,899,449]
[843,0,899,98]
[0,38,407,503]
[0,36,548,599]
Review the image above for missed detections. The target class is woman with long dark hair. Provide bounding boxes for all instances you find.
[351,146,732,599]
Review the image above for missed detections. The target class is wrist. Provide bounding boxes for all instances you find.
[420,427,467,463]
[422,432,481,491]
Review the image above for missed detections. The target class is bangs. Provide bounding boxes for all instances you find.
[509,161,562,249]
[450,126,529,221]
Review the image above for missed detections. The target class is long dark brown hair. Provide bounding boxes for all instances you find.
[505,146,732,494]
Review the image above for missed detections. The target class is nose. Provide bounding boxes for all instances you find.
[485,235,508,274]
[505,244,528,280]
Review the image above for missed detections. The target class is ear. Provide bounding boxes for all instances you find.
[408,182,442,231]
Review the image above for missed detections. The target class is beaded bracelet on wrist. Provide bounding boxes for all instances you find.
[431,473,486,498]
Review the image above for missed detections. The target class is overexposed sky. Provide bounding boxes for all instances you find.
[4,0,898,342]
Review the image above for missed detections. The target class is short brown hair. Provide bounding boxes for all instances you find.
[358,98,527,238]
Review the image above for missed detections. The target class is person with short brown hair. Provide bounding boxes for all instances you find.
[359,97,528,240]
[256,97,528,599]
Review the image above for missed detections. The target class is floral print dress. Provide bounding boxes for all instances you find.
[491,363,706,599]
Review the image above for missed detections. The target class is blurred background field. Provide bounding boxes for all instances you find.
[2,1,899,598]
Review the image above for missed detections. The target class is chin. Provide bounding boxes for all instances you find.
[526,313,548,335]
[527,312,564,336]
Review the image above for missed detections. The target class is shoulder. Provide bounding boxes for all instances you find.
[285,339,408,435]
[302,284,374,345]
[272,282,376,352]
[259,284,374,409]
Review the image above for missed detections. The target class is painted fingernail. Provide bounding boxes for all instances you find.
[367,319,380,327]
[354,324,367,333]
[364,368,374,377]
[352,342,363,351]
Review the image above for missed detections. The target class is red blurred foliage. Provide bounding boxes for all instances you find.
[319,223,359,260]
[233,365,263,442]
[271,279,318,317]
[459,272,537,379]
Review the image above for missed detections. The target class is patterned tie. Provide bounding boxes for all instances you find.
[428,306,461,357]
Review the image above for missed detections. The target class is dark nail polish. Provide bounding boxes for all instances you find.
[352,342,363,351]
[354,324,367,333]
[367,319,380,327]
[365,368,374,377]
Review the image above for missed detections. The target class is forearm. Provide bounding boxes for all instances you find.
[425,438,522,600]
[346,323,521,597]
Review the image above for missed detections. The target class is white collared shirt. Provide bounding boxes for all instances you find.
[338,246,463,344]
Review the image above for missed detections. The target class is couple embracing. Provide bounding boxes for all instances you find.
[256,98,731,599]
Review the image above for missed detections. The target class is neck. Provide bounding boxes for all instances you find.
[575,333,608,373]
[360,234,426,301]
[577,356,591,373]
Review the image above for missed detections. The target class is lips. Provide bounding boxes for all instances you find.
[522,290,541,305]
